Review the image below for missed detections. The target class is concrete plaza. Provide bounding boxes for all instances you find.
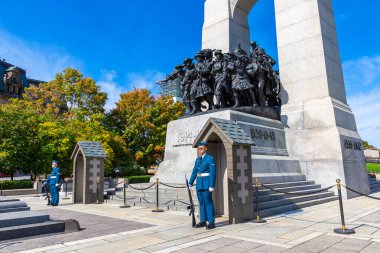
[2,191,380,253]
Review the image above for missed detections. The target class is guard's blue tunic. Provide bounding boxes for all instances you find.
[46,167,61,206]
[189,153,216,224]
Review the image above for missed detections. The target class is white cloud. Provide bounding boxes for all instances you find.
[343,55,380,88]
[348,90,380,148]
[97,70,166,111]
[0,29,81,81]
[126,71,165,94]
[345,55,380,148]
[97,70,127,111]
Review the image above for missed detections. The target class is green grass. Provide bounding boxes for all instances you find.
[366,163,380,173]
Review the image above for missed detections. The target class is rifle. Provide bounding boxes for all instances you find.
[185,176,196,227]
[42,184,51,204]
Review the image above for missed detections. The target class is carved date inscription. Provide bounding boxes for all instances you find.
[343,139,362,150]
[250,128,276,142]
[173,131,200,147]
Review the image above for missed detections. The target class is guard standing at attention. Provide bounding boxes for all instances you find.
[43,160,61,206]
[189,141,216,229]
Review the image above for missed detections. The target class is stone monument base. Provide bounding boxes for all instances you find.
[156,109,292,184]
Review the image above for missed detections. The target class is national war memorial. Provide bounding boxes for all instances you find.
[155,0,369,223]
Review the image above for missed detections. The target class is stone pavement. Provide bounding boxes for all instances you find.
[1,191,380,253]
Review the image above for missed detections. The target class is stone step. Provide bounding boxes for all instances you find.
[0,211,49,228]
[0,207,30,213]
[258,192,334,210]
[0,197,19,202]
[253,173,306,184]
[258,196,338,218]
[0,201,28,210]
[371,187,380,193]
[256,189,333,202]
[0,220,65,241]
[254,184,322,196]
[259,181,315,189]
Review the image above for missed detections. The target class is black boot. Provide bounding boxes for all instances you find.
[190,102,198,115]
[206,94,215,110]
[195,222,206,228]
[250,90,258,107]
[206,223,216,229]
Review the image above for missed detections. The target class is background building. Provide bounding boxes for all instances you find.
[0,58,44,104]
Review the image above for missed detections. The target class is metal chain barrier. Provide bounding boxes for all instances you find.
[176,199,191,206]
[114,195,136,200]
[342,184,380,201]
[141,197,154,204]
[261,184,336,196]
[128,182,156,191]
[160,182,187,189]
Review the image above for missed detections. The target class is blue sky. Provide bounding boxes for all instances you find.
[0,0,379,147]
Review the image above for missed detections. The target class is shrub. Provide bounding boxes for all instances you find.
[127,175,151,184]
[0,180,33,190]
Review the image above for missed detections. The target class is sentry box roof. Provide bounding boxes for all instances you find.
[71,141,107,159]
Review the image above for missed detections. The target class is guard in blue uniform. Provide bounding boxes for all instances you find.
[43,160,61,206]
[189,141,216,229]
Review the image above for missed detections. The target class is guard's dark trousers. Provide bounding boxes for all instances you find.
[197,189,215,224]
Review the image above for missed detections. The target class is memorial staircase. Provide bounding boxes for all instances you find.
[0,196,65,241]
[253,180,337,217]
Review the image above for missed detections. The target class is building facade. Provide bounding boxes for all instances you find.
[0,59,44,104]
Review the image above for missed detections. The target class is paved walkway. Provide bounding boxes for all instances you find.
[2,192,380,253]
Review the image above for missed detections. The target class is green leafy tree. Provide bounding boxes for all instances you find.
[363,141,376,149]
[0,102,50,180]
[0,68,132,178]
[110,88,185,167]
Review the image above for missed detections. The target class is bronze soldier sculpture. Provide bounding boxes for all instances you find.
[192,52,215,113]
[157,41,282,116]
[181,58,197,114]
[212,50,230,108]
[228,45,258,107]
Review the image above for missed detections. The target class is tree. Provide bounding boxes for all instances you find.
[0,102,50,180]
[0,68,132,178]
[110,88,185,167]
[363,141,376,149]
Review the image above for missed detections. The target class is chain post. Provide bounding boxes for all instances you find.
[152,178,164,212]
[95,176,101,204]
[120,178,130,208]
[334,179,355,234]
[62,179,70,200]
[252,178,266,223]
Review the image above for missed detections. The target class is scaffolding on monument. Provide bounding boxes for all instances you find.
[157,80,182,98]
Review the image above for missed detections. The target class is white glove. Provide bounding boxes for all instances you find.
[209,187,214,192]
[188,184,192,189]
[55,184,59,187]
[42,182,46,186]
